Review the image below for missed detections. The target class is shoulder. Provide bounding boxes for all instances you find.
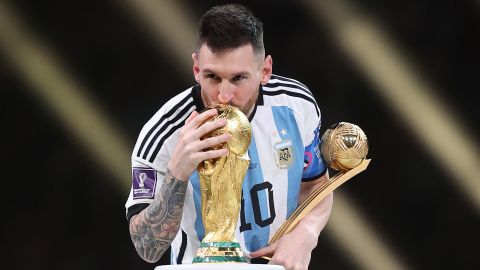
[142,86,199,131]
[132,86,200,164]
[262,74,320,117]
[153,87,197,120]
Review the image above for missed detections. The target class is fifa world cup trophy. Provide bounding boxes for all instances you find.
[192,104,252,263]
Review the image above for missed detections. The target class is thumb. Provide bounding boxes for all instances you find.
[250,243,277,258]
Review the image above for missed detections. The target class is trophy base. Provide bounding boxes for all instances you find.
[192,242,246,263]
[155,264,284,270]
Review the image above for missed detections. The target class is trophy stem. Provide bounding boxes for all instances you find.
[269,159,371,244]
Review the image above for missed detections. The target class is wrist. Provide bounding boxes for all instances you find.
[295,219,320,247]
[166,162,188,182]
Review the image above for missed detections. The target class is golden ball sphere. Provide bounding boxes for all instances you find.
[320,122,369,172]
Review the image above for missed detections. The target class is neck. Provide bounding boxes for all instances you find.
[245,89,259,118]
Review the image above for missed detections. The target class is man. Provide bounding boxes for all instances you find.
[126,4,333,270]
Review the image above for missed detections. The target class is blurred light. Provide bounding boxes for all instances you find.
[0,2,131,191]
[304,0,480,209]
[122,0,197,75]
[328,192,408,270]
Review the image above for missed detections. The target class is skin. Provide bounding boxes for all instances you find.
[193,43,272,118]
[129,168,187,262]
[129,43,333,270]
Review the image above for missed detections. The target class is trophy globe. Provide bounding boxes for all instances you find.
[320,122,369,172]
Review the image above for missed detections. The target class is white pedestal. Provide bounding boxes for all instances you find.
[155,264,284,270]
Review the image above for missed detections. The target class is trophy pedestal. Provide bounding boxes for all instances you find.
[155,264,284,270]
[192,241,246,263]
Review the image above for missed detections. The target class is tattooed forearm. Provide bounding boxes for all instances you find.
[129,168,188,263]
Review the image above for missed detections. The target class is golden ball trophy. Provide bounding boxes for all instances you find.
[268,122,371,245]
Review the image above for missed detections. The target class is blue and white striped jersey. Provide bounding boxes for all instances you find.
[125,74,327,264]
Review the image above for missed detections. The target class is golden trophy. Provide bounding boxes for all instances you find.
[192,104,252,263]
[269,122,370,244]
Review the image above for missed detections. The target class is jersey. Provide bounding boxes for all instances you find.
[125,74,327,264]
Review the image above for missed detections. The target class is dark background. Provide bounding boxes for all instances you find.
[2,0,479,269]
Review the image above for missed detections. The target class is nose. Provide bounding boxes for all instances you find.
[218,81,234,104]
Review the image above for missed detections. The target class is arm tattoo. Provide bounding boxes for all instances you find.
[129,168,188,262]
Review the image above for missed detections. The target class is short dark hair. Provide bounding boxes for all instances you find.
[196,4,264,56]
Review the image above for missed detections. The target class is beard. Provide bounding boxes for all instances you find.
[230,91,258,117]
[202,89,259,118]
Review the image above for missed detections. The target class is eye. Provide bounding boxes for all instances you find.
[206,74,221,81]
[232,75,247,82]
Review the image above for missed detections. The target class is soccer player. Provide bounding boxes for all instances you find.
[126,4,333,270]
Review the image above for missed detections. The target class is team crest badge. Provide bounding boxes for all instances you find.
[274,139,294,169]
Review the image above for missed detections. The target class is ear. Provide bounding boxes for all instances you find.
[192,52,200,83]
[260,55,273,85]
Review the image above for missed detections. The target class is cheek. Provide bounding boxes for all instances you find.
[237,82,257,101]
[200,85,219,102]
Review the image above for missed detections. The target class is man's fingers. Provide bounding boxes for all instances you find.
[188,108,218,128]
[183,109,228,142]
[194,117,227,138]
[196,133,230,151]
[194,148,229,161]
[185,110,198,125]
[250,244,276,258]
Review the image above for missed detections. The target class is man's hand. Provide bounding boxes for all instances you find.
[251,187,333,270]
[250,224,317,270]
[168,108,230,180]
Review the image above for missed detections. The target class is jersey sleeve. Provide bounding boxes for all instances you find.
[300,89,327,182]
[302,124,327,181]
[125,160,166,221]
[125,88,195,220]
